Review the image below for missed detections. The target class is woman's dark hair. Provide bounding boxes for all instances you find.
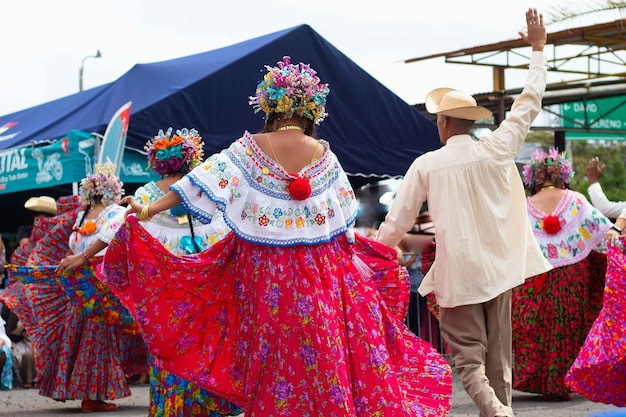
[77,195,103,227]
[261,114,316,137]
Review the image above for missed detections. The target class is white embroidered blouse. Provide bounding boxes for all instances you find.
[527,189,612,268]
[171,131,359,246]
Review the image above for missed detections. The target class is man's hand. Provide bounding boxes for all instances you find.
[586,157,605,185]
[519,8,546,52]
[606,228,622,245]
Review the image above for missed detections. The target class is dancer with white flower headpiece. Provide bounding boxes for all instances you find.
[12,164,149,412]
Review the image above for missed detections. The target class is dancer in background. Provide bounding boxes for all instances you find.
[59,128,238,417]
[35,164,147,412]
[513,148,611,401]
[564,212,626,407]
[104,56,452,416]
[1,195,84,388]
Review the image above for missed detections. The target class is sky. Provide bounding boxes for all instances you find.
[0,0,596,117]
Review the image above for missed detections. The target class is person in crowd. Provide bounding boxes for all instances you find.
[27,164,147,412]
[1,195,84,396]
[9,196,58,285]
[397,209,436,338]
[0,324,12,390]
[59,128,238,417]
[375,9,551,417]
[103,56,453,416]
[0,234,6,288]
[15,226,33,249]
[0,196,62,364]
[512,148,611,401]
[585,156,626,218]
[11,321,36,388]
[23,195,57,218]
[419,239,451,356]
[564,210,626,407]
[16,196,58,249]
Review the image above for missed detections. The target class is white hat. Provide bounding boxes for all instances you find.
[24,196,57,216]
[425,87,492,121]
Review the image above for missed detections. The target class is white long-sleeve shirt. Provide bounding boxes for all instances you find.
[587,182,626,219]
[376,51,552,308]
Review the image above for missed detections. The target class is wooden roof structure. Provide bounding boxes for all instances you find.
[407,18,626,132]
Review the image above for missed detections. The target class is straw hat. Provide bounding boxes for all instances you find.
[24,196,57,216]
[425,87,492,121]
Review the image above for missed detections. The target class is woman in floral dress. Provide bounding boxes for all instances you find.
[102,56,452,417]
[61,128,239,417]
[512,148,611,400]
[40,164,148,412]
[564,212,626,406]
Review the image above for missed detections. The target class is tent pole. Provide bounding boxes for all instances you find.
[72,182,78,195]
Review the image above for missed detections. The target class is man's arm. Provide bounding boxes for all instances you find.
[606,208,626,244]
[587,183,626,219]
[586,157,626,218]
[487,8,547,156]
[376,159,427,248]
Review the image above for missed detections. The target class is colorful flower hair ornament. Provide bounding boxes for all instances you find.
[145,127,205,176]
[248,56,330,125]
[522,147,574,192]
[79,162,124,207]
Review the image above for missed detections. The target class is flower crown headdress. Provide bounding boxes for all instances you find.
[522,147,574,191]
[79,162,124,207]
[145,127,205,176]
[248,56,330,125]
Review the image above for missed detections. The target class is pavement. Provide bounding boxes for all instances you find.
[0,367,622,416]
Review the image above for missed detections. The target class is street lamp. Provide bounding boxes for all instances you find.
[79,49,102,92]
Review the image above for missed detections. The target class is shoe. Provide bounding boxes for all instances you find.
[81,400,119,412]
[541,393,572,401]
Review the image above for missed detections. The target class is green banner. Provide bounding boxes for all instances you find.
[561,96,626,141]
[0,130,158,195]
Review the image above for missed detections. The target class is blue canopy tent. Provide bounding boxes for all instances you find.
[0,24,439,179]
[0,24,440,234]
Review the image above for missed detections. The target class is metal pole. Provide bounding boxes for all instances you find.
[79,49,102,92]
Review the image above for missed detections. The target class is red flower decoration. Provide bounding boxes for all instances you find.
[543,215,561,234]
[288,177,312,200]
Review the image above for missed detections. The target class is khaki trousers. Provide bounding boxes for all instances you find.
[439,290,514,417]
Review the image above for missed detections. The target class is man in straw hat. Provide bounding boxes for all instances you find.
[23,196,57,217]
[377,8,552,417]
[16,196,58,248]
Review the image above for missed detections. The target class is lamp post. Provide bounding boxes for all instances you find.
[79,49,102,92]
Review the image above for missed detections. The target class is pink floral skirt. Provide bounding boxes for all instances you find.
[102,216,452,417]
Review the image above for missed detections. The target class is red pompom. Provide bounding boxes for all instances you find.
[288,177,312,200]
[542,215,561,234]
